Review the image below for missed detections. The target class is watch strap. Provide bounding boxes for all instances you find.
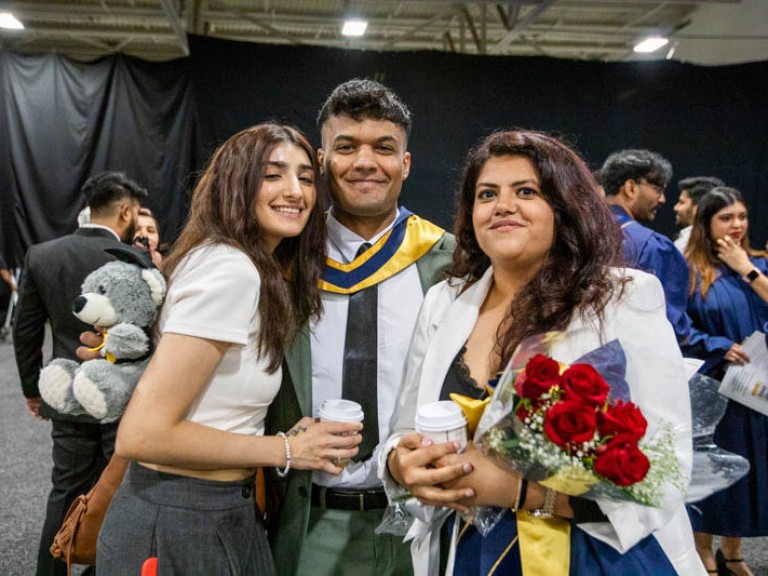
[743,268,760,283]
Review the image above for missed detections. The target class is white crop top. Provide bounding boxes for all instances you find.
[155,243,281,436]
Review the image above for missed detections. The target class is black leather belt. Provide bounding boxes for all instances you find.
[310,484,388,512]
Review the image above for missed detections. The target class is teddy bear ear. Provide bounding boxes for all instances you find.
[104,246,155,269]
[141,269,166,306]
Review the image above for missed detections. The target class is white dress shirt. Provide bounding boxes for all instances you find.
[312,208,424,489]
[674,226,691,252]
[80,223,121,241]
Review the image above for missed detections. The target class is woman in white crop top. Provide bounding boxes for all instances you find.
[97,124,362,575]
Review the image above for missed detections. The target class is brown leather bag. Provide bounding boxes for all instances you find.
[50,455,129,573]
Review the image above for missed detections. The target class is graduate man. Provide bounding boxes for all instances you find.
[267,79,455,576]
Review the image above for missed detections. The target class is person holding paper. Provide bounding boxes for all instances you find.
[684,186,768,576]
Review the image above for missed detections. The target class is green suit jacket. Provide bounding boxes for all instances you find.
[265,232,455,575]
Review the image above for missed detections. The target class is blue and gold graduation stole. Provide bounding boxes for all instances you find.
[319,208,446,295]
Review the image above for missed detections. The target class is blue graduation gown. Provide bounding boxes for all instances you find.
[687,258,768,536]
[611,205,731,372]
[451,510,677,575]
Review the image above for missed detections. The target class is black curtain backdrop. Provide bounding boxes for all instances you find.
[0,52,201,267]
[189,35,768,248]
[1,38,767,267]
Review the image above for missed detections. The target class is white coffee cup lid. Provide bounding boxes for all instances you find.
[319,399,364,423]
[415,401,467,432]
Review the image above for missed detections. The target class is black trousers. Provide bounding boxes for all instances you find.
[36,418,118,576]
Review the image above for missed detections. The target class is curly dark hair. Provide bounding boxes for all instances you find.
[316,78,412,140]
[163,123,328,372]
[450,130,625,371]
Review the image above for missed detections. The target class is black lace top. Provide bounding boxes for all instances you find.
[439,346,488,401]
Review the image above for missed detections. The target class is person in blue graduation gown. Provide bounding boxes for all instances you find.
[377,131,705,575]
[601,150,731,374]
[684,187,768,576]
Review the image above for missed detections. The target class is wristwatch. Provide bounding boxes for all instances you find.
[528,487,556,519]
[743,269,761,283]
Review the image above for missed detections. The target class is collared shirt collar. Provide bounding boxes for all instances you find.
[326,207,401,264]
[80,223,121,241]
[609,204,635,225]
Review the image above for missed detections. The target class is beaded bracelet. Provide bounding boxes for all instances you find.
[276,431,291,478]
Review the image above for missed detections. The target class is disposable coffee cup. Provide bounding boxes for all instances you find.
[415,401,468,452]
[319,399,364,468]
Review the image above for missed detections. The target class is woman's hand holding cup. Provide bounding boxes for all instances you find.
[318,399,365,468]
[286,416,362,475]
[388,401,475,512]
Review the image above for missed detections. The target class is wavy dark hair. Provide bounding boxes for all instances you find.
[163,123,328,372]
[450,130,625,371]
[316,78,412,140]
[686,186,763,298]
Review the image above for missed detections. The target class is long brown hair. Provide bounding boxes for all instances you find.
[686,186,762,298]
[163,123,328,372]
[450,130,624,371]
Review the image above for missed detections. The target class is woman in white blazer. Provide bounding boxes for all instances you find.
[379,131,705,575]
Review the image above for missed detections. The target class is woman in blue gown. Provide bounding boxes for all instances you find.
[379,131,704,575]
[685,187,768,576]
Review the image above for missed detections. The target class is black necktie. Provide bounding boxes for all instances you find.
[342,242,379,462]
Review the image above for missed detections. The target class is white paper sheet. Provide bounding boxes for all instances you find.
[718,331,768,416]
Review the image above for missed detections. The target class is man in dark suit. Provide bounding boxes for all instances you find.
[13,171,148,576]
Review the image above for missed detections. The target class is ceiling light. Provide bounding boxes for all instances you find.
[633,36,669,54]
[0,12,24,30]
[342,19,367,37]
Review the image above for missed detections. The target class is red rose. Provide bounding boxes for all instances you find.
[516,403,531,421]
[560,364,610,407]
[593,435,650,486]
[516,354,561,402]
[543,399,597,447]
[597,400,648,441]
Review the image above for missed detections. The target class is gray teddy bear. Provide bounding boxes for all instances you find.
[39,247,166,421]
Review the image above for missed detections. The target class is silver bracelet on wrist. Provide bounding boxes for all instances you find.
[528,487,556,518]
[276,431,291,478]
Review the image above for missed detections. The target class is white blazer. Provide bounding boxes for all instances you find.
[379,266,705,576]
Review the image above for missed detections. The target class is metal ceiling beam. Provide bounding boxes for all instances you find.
[383,6,459,48]
[495,3,520,31]
[0,0,751,63]
[160,0,190,55]
[490,0,553,53]
[459,6,483,53]
[16,26,178,41]
[206,1,304,44]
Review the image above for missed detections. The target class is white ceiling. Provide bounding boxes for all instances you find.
[1,0,767,65]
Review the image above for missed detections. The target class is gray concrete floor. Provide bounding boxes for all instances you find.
[1,336,767,574]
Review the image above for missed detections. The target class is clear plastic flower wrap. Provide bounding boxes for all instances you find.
[469,332,687,535]
[686,372,750,503]
[375,491,454,549]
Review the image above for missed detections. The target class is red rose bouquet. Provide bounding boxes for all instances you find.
[473,333,685,511]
